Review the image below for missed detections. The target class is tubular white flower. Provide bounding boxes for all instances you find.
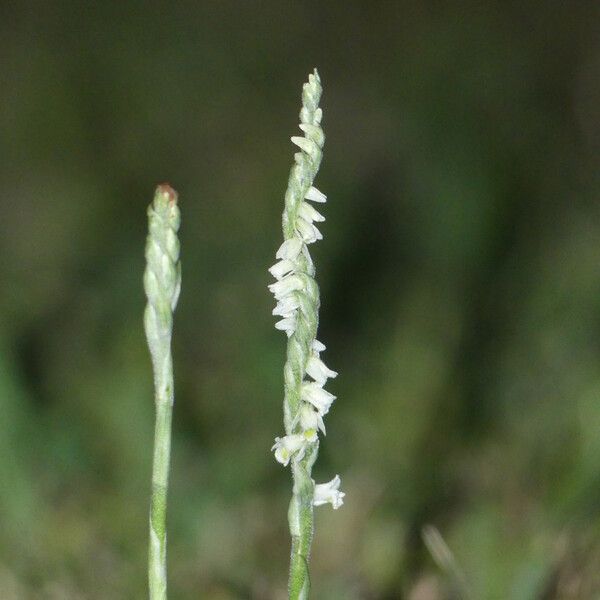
[305,186,327,203]
[273,295,300,317]
[296,404,326,435]
[272,431,318,467]
[313,339,326,354]
[306,355,338,385]
[291,135,320,161]
[299,123,324,146]
[295,218,322,244]
[268,274,304,300]
[313,475,345,509]
[298,202,325,224]
[276,238,303,261]
[301,382,336,416]
[269,259,296,280]
[275,315,296,337]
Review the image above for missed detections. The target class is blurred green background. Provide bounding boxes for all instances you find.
[1,2,599,598]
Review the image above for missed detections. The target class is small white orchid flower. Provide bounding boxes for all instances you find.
[291,136,320,161]
[306,355,337,385]
[273,295,300,317]
[312,339,326,354]
[269,259,295,280]
[313,474,345,509]
[271,430,317,466]
[301,382,336,416]
[275,315,296,337]
[296,218,323,244]
[305,185,326,203]
[294,404,326,435]
[298,202,325,224]
[298,122,322,138]
[268,274,304,300]
[276,238,303,261]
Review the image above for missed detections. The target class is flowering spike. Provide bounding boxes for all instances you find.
[267,70,343,598]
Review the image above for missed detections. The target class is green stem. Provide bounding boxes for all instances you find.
[149,374,173,600]
[288,446,318,600]
[286,275,319,599]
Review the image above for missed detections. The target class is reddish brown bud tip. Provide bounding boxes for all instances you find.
[156,183,178,204]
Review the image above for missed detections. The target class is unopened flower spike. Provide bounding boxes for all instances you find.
[267,69,344,599]
[144,184,181,600]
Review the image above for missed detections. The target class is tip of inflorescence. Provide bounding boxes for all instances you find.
[156,183,178,204]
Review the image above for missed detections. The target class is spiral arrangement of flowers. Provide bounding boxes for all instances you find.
[267,70,344,599]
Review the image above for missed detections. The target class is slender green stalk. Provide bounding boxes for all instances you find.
[143,184,181,600]
[268,70,344,600]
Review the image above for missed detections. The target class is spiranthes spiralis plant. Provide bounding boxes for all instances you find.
[143,184,181,600]
[268,69,345,600]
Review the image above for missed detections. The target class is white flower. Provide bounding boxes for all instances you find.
[295,404,326,435]
[268,274,304,300]
[273,295,300,317]
[301,382,336,416]
[274,315,296,337]
[298,123,320,136]
[276,238,303,261]
[305,186,327,203]
[298,202,325,224]
[299,123,324,148]
[269,259,295,280]
[306,355,338,385]
[291,136,320,161]
[313,339,326,354]
[271,431,317,466]
[296,218,323,244]
[313,475,345,509]
[271,434,305,466]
